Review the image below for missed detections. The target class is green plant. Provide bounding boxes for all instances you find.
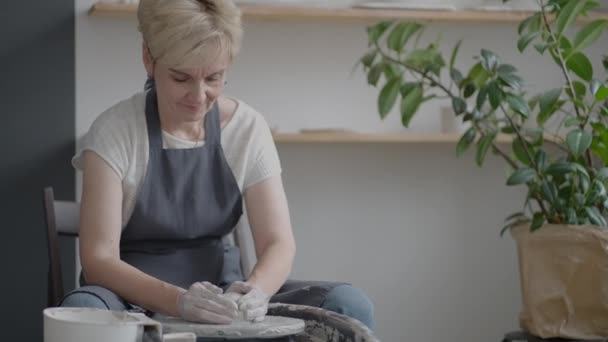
[359,0,608,232]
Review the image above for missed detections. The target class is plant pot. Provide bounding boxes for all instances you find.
[511,224,608,339]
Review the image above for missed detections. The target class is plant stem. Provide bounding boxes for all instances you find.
[539,0,593,167]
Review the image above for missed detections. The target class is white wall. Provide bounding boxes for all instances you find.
[75,1,608,340]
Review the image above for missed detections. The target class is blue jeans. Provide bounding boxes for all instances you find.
[61,284,375,331]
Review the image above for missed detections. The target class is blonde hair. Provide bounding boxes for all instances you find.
[138,0,243,68]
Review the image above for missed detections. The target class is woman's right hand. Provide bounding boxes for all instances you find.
[176,282,239,324]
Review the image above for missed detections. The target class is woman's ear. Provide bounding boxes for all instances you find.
[142,43,154,78]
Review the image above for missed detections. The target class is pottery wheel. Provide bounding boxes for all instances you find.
[154,315,305,339]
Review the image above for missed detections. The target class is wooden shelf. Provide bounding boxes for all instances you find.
[271,132,515,143]
[89,2,608,22]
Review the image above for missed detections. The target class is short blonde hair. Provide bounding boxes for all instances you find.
[138,0,243,68]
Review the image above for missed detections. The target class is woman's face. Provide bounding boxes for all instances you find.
[144,45,229,124]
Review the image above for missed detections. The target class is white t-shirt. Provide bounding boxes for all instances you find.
[73,92,282,228]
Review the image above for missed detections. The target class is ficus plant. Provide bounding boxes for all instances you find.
[359,0,608,233]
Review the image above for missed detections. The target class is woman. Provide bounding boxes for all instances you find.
[62,0,374,331]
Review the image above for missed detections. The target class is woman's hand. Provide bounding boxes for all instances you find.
[225,281,270,322]
[177,282,239,324]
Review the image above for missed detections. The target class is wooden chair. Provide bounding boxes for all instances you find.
[42,186,80,307]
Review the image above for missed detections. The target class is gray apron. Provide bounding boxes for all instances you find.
[119,88,243,289]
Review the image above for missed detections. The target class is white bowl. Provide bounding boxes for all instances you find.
[43,308,150,342]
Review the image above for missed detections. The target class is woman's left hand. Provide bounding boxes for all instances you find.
[225,281,270,322]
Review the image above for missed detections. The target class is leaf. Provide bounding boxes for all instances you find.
[565,117,580,127]
[400,82,417,97]
[518,14,541,34]
[585,206,607,226]
[518,32,540,52]
[537,88,562,125]
[481,49,499,72]
[571,20,608,56]
[595,83,608,101]
[450,39,462,72]
[488,81,502,109]
[361,49,378,68]
[367,63,384,86]
[451,68,464,85]
[387,22,422,53]
[383,63,402,80]
[535,149,547,170]
[596,167,608,181]
[566,129,593,157]
[507,167,536,186]
[499,73,524,91]
[476,85,488,110]
[468,62,490,89]
[497,64,518,75]
[545,162,577,176]
[541,180,558,206]
[567,52,594,82]
[476,133,496,167]
[367,21,393,46]
[530,212,545,231]
[565,207,578,224]
[534,43,549,55]
[456,127,476,157]
[505,212,527,222]
[452,97,467,115]
[556,0,589,37]
[400,84,423,127]
[463,84,477,98]
[507,94,530,117]
[513,139,532,166]
[572,81,587,99]
[378,77,401,118]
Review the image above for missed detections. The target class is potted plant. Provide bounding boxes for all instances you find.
[358,0,608,339]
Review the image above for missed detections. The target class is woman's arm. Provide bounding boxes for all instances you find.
[79,151,185,316]
[243,174,296,296]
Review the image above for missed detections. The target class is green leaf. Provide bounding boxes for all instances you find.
[468,62,490,89]
[556,0,589,37]
[452,97,467,115]
[567,52,594,81]
[507,94,530,117]
[537,88,562,125]
[387,22,422,53]
[585,206,607,226]
[487,81,502,109]
[456,127,476,157]
[383,63,402,80]
[534,43,549,55]
[566,207,578,224]
[451,68,464,85]
[594,83,608,101]
[400,84,424,127]
[481,49,499,72]
[571,20,608,55]
[499,73,524,91]
[497,64,517,75]
[513,139,532,166]
[541,180,558,206]
[463,84,477,98]
[518,32,540,53]
[367,63,384,86]
[507,167,536,186]
[476,133,496,167]
[566,129,593,157]
[565,117,580,127]
[378,77,401,118]
[545,162,577,176]
[530,212,545,231]
[476,85,488,110]
[367,21,393,46]
[572,81,587,99]
[361,49,378,68]
[400,82,417,97]
[535,149,547,170]
[596,167,608,181]
[450,40,462,72]
[518,14,541,34]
